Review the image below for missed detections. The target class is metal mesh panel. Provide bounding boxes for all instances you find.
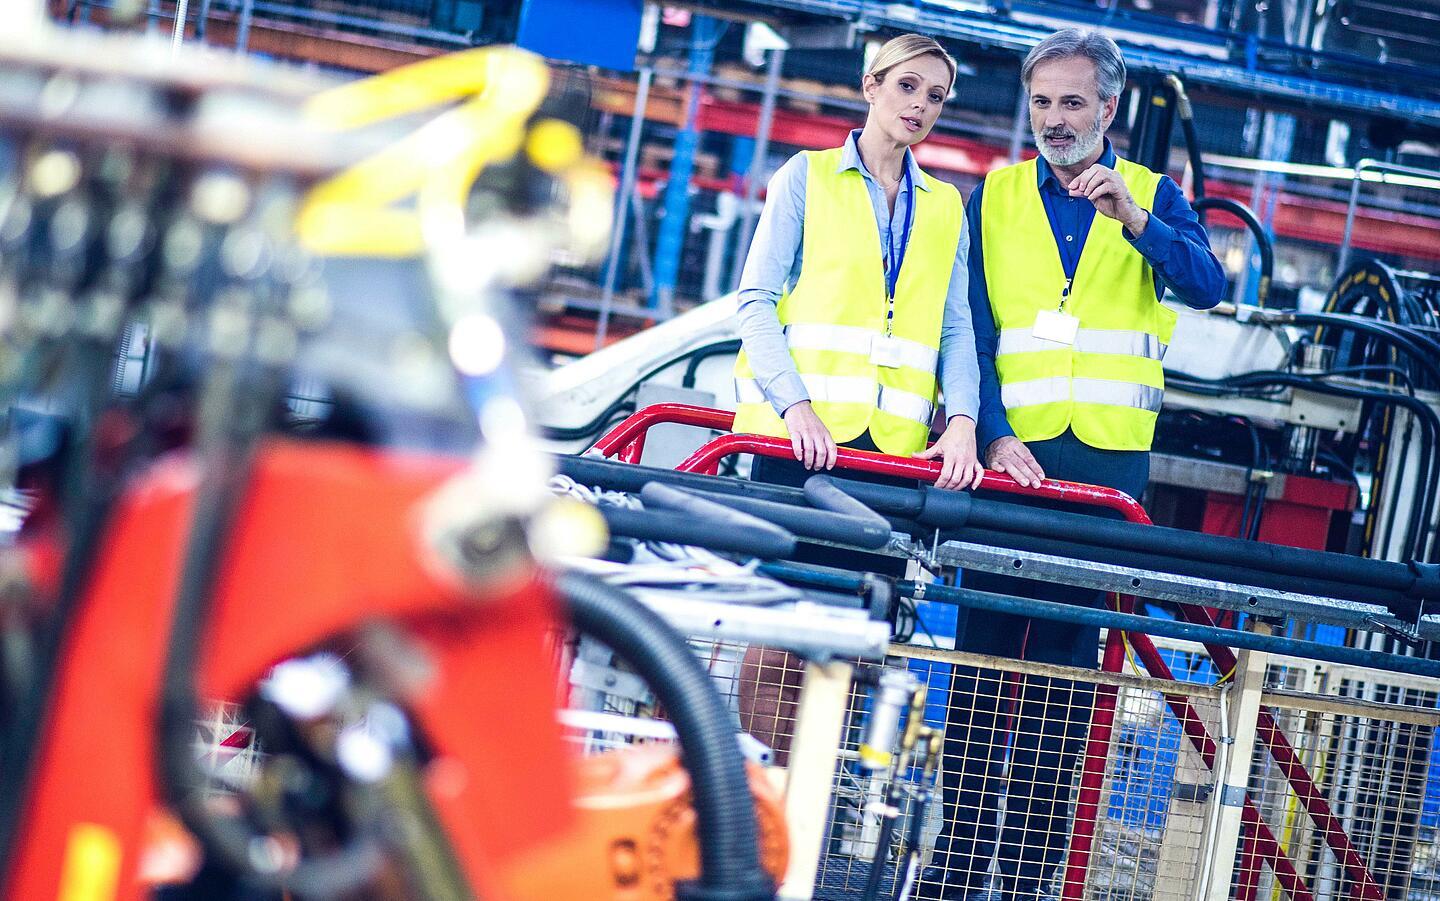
[560,626,1440,901]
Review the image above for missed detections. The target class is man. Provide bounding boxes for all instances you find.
[920,28,1224,901]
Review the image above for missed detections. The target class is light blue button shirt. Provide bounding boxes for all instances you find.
[735,130,978,423]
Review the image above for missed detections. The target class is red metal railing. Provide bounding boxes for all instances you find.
[588,404,1384,901]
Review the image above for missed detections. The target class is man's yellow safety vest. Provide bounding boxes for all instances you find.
[733,146,965,457]
[981,156,1174,452]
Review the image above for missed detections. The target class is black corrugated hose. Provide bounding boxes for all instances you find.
[557,571,776,901]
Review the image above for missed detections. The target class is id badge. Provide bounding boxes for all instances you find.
[1032,309,1080,346]
[870,334,908,368]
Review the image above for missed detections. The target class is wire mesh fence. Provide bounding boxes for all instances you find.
[560,629,1440,901]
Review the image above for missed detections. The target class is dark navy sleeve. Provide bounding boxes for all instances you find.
[966,182,1015,450]
[1125,175,1227,310]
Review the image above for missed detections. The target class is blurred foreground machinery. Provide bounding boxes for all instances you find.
[0,21,782,901]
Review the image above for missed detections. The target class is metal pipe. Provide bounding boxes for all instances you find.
[1062,596,1129,901]
[234,0,255,54]
[1338,158,1440,273]
[728,47,784,294]
[904,581,1440,680]
[1338,161,1366,273]
[170,0,190,53]
[651,17,720,318]
[597,66,652,351]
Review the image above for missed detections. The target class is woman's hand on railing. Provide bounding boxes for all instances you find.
[915,416,985,490]
[782,401,837,471]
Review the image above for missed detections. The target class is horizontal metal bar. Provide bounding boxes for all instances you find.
[903,576,1440,680]
[933,540,1440,641]
[1256,687,1440,727]
[891,644,1222,699]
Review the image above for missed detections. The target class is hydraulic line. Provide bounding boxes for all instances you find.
[1194,197,1271,307]
[558,571,776,901]
[1166,75,1205,207]
[1170,369,1440,561]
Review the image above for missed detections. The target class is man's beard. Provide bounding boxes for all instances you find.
[1034,108,1106,168]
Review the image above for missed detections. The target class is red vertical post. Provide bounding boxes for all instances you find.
[1061,600,1131,901]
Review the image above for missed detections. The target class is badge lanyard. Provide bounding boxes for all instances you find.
[882,166,916,337]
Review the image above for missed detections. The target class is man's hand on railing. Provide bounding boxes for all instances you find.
[782,401,837,471]
[915,416,985,490]
[985,436,1046,489]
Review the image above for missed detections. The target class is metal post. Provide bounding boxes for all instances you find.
[779,659,855,900]
[169,0,190,53]
[651,16,720,319]
[1201,621,1271,901]
[596,66,652,351]
[1337,160,1369,274]
[728,47,784,294]
[235,0,256,54]
[1008,85,1028,164]
[1061,611,1128,901]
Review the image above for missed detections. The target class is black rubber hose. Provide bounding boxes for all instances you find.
[1193,196,1272,307]
[1289,311,1440,383]
[1173,370,1440,562]
[1166,75,1206,206]
[600,505,796,559]
[557,572,775,901]
[668,484,892,549]
[683,339,742,389]
[560,453,1440,597]
[559,454,810,505]
[640,483,801,550]
[803,475,896,534]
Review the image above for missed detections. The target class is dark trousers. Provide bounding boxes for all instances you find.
[739,433,913,764]
[926,430,1149,900]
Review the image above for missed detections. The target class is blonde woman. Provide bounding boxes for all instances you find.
[733,32,981,492]
[733,34,980,763]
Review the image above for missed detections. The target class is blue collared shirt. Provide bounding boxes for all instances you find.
[968,140,1226,449]
[735,130,979,423]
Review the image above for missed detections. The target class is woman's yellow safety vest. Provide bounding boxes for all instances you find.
[732,146,964,457]
[981,156,1175,452]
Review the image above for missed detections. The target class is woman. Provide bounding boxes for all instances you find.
[733,34,982,764]
[733,32,983,491]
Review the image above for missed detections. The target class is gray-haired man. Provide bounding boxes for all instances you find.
[919,27,1223,901]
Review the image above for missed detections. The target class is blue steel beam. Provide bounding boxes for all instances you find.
[651,15,724,316]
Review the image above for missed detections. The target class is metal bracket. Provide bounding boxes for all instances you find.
[1220,784,1248,807]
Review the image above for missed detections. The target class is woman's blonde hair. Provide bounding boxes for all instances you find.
[864,34,958,93]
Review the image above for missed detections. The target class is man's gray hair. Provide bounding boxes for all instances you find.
[1021,29,1127,101]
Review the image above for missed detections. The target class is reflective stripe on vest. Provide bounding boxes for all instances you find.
[730,145,964,456]
[735,376,936,425]
[997,328,1167,360]
[783,323,939,374]
[1001,377,1164,412]
[981,156,1168,451]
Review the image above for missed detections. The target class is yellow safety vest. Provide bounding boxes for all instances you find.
[733,146,965,457]
[981,156,1175,452]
